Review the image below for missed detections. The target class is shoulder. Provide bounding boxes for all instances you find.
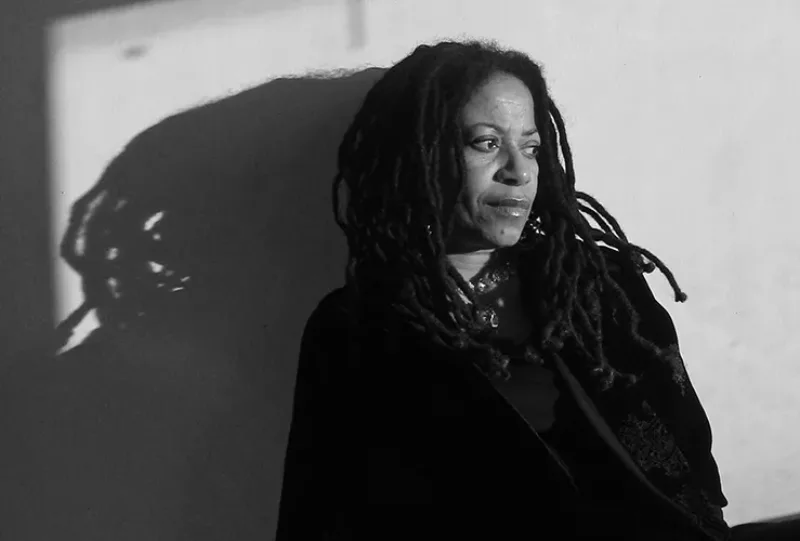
[597,245,680,348]
[297,286,360,366]
[303,287,351,333]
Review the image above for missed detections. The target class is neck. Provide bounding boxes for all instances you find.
[446,249,495,283]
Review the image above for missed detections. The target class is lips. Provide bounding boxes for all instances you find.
[485,197,532,210]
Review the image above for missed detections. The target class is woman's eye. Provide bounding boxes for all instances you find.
[471,138,499,152]
[523,144,541,158]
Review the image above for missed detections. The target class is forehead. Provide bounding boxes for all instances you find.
[461,73,536,124]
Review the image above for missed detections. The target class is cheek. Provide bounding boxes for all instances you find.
[459,164,493,212]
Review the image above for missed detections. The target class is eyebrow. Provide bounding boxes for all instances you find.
[467,122,539,136]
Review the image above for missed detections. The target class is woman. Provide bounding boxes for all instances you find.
[276,40,733,539]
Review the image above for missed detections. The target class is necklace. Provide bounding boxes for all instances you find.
[464,252,544,369]
[468,257,515,330]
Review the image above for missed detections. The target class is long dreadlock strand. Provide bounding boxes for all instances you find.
[548,101,576,194]
[578,204,614,236]
[576,191,631,243]
[590,232,688,303]
[535,95,678,388]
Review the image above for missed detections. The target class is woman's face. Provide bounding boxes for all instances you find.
[446,72,540,253]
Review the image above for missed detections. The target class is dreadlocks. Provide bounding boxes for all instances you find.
[333,40,687,391]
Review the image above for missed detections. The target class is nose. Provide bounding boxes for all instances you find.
[497,146,535,186]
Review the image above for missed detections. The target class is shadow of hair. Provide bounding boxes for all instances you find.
[28,67,385,540]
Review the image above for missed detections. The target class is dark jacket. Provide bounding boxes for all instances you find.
[275,250,731,540]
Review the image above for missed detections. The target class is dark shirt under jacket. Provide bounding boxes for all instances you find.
[275,248,731,540]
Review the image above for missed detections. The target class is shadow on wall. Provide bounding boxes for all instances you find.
[0,68,384,541]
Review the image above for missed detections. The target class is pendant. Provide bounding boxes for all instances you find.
[476,306,499,329]
[470,258,514,295]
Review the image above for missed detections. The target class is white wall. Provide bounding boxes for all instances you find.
[50,0,800,526]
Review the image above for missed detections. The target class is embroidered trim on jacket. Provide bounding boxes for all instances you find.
[618,401,691,477]
[662,344,689,396]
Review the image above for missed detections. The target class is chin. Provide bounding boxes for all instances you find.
[488,229,523,248]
